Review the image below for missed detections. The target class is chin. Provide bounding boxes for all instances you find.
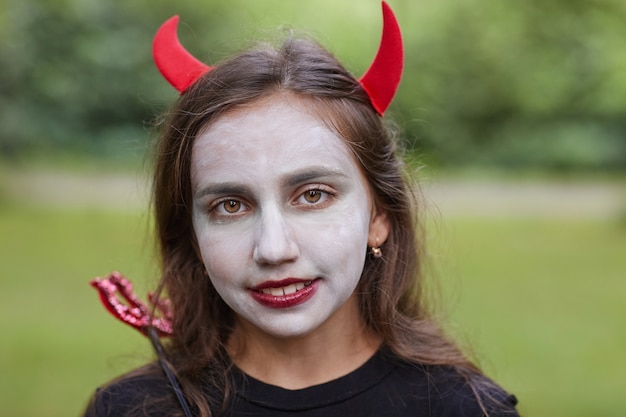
[256,318,324,339]
[236,311,330,340]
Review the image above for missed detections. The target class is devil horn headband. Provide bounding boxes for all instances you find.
[153,1,403,115]
[152,16,211,92]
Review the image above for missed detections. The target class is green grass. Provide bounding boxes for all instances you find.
[1,202,625,417]
[0,204,155,416]
[434,218,626,417]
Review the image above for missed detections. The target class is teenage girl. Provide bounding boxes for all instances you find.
[85,3,519,416]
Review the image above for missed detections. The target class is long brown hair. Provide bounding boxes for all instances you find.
[151,36,480,416]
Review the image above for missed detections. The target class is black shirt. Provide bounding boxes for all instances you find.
[85,349,519,417]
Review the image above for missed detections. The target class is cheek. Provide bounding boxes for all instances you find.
[195,225,251,284]
[298,204,371,277]
[335,194,372,247]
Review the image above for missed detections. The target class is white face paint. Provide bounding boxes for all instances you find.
[190,95,382,340]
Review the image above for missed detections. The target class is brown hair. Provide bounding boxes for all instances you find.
[150,36,481,416]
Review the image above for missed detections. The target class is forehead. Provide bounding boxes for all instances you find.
[190,95,364,184]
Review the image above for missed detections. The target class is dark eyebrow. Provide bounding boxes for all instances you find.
[194,183,250,199]
[283,168,348,188]
[194,168,348,199]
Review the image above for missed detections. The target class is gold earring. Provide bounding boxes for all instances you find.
[370,237,383,258]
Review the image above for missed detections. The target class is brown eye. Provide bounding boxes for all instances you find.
[223,200,241,213]
[304,190,322,203]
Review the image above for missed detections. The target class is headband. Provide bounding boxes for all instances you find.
[152,1,404,115]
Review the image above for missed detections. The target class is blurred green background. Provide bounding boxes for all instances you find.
[1,0,625,416]
[2,0,626,170]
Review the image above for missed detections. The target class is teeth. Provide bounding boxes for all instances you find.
[270,287,283,296]
[283,284,297,295]
[259,281,313,296]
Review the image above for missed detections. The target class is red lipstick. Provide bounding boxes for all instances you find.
[250,278,319,309]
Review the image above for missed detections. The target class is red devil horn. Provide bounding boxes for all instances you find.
[152,15,212,93]
[359,1,404,116]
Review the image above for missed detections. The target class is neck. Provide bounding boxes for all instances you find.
[226,294,381,389]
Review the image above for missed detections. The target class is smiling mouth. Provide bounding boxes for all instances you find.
[250,279,319,308]
[256,281,313,296]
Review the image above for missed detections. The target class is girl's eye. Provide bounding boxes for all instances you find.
[296,187,334,207]
[223,199,241,213]
[212,199,248,216]
[304,190,322,203]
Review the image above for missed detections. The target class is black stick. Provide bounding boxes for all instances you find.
[147,327,194,417]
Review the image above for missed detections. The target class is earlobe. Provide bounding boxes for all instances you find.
[368,211,390,247]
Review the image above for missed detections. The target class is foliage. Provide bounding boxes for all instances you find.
[1,0,625,170]
[397,0,626,171]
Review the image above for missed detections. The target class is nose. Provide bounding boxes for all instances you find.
[252,207,299,266]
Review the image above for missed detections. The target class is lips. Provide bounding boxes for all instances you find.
[250,278,319,308]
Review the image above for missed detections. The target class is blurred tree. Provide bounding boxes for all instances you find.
[0,0,226,159]
[1,0,625,171]
[397,0,626,170]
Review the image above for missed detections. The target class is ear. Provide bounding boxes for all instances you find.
[368,210,390,247]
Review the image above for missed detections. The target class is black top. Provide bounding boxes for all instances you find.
[85,349,519,417]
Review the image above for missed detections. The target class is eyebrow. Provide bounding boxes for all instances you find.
[194,167,349,199]
[283,167,348,188]
[194,183,251,200]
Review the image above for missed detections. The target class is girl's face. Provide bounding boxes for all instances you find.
[190,95,388,340]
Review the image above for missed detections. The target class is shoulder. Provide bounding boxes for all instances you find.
[425,366,519,417]
[83,364,179,417]
[388,356,519,417]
